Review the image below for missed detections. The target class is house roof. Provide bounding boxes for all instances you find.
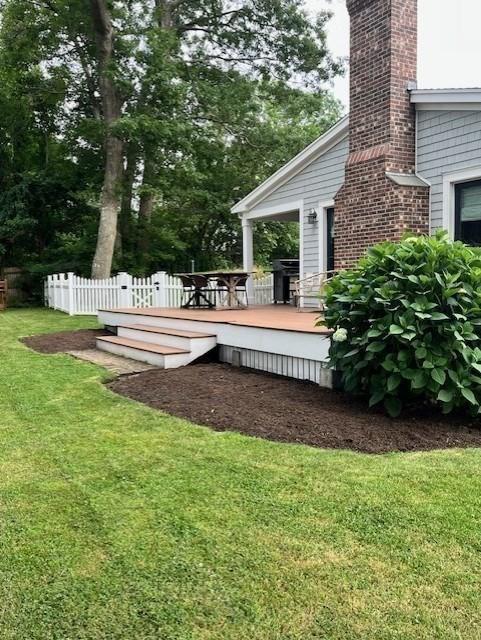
[410,87,481,110]
[232,88,481,215]
[231,115,349,215]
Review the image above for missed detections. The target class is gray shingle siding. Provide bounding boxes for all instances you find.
[249,136,349,274]
[416,110,481,231]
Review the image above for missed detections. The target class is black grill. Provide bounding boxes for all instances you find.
[272,259,299,304]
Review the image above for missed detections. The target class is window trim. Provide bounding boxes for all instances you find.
[443,166,481,240]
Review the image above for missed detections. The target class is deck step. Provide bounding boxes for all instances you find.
[97,336,189,355]
[118,324,215,339]
[96,334,216,369]
[116,324,218,352]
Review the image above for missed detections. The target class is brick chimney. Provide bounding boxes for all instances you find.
[334,0,430,269]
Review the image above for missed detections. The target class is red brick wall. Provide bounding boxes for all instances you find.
[334,0,429,269]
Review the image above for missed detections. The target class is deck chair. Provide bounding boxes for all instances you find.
[234,274,249,307]
[178,274,195,308]
[179,274,213,308]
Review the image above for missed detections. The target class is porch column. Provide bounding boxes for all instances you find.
[241,217,255,301]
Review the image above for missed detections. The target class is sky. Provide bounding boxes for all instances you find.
[308,0,481,107]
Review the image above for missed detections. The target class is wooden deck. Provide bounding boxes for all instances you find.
[98,304,333,385]
[105,304,329,335]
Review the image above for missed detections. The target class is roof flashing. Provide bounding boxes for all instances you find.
[386,172,430,187]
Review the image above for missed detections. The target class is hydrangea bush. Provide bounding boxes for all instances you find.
[324,232,481,417]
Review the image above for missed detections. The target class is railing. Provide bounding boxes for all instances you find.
[294,271,336,311]
[45,271,274,315]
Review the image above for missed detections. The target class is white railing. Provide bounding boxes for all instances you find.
[45,271,274,315]
[294,270,336,310]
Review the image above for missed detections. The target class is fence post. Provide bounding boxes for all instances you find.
[67,272,75,315]
[152,271,167,307]
[118,272,131,307]
[45,276,51,308]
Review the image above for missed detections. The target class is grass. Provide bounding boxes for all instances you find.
[1,308,481,639]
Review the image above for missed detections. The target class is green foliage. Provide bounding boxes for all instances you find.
[325,232,481,417]
[0,0,343,282]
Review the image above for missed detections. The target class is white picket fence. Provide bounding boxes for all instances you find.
[45,271,274,315]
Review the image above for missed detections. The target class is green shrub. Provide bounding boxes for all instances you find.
[324,232,481,417]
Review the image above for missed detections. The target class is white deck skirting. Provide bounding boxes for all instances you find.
[219,345,332,386]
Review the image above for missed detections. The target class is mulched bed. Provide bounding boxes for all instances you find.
[22,329,481,454]
[108,363,481,454]
[22,328,108,353]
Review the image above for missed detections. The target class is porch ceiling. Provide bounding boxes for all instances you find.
[254,210,299,222]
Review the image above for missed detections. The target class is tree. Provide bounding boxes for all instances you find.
[89,0,124,278]
[88,0,343,276]
[0,0,343,286]
[148,81,341,273]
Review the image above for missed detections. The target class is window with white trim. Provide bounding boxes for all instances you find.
[455,179,481,245]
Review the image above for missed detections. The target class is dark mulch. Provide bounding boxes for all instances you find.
[22,328,108,353]
[108,363,481,454]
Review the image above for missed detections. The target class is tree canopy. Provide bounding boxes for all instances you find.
[0,0,343,285]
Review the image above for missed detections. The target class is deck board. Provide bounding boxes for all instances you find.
[102,305,329,335]
[97,336,189,355]
[119,324,215,339]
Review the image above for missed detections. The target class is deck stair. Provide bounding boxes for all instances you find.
[96,324,217,368]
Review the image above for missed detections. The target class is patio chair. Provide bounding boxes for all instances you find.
[214,278,227,306]
[178,274,195,308]
[179,274,213,308]
[234,274,249,307]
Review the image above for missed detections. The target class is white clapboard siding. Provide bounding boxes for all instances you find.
[45,271,274,315]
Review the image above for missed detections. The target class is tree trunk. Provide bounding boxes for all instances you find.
[117,143,138,258]
[90,0,124,279]
[137,157,157,264]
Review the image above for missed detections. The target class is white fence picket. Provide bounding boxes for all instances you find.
[45,271,274,315]
[252,274,274,305]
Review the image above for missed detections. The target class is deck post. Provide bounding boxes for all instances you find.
[118,272,131,307]
[241,217,255,301]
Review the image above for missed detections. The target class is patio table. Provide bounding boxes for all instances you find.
[175,270,250,309]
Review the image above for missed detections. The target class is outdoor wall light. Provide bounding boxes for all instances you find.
[307,208,318,224]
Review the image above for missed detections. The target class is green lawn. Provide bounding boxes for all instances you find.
[2,309,481,639]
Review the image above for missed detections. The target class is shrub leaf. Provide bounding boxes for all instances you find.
[438,389,454,403]
[461,388,477,405]
[389,325,404,335]
[431,368,446,385]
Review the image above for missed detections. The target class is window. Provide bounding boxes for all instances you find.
[326,207,335,272]
[455,179,481,245]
